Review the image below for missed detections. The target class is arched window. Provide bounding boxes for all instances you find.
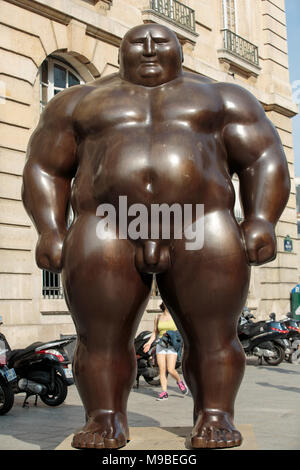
[40,56,84,111]
[40,57,84,298]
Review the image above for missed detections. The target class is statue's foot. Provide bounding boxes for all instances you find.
[188,410,242,449]
[71,411,129,449]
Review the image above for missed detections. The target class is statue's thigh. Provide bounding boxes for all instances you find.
[61,217,152,333]
[157,226,250,336]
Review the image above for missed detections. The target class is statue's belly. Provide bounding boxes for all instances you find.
[72,125,235,221]
[89,128,211,208]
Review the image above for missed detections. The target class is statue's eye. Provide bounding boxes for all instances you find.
[131,38,145,44]
[153,38,169,44]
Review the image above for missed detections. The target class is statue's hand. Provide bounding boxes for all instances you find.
[35,230,66,273]
[240,218,277,266]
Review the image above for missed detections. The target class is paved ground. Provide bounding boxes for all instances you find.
[0,359,299,451]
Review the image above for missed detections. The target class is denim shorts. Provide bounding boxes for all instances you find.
[156,343,177,355]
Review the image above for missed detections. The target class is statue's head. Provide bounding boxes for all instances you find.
[119,24,183,87]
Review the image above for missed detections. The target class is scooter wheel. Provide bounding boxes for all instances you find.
[0,378,14,415]
[264,345,285,366]
[40,375,68,406]
[290,349,300,365]
[144,377,161,386]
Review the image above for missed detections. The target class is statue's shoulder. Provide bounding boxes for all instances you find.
[89,73,121,88]
[46,73,120,105]
[214,82,265,121]
[214,81,253,98]
[214,82,261,106]
[40,83,94,119]
[182,71,213,86]
[40,74,121,122]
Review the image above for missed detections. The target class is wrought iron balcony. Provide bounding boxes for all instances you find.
[149,0,195,33]
[222,29,259,67]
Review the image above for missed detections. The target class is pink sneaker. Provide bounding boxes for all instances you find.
[156,391,168,401]
[177,380,188,395]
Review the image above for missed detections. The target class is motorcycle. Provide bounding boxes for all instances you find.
[0,333,17,415]
[4,333,75,408]
[134,331,160,388]
[280,313,300,364]
[238,310,288,365]
[134,330,182,388]
[265,313,290,365]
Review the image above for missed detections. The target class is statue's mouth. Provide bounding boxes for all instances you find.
[141,60,159,65]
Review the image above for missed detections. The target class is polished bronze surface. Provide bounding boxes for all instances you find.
[22,24,290,449]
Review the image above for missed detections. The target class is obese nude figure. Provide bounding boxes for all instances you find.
[22,24,290,449]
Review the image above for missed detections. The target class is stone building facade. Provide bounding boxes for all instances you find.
[0,0,299,347]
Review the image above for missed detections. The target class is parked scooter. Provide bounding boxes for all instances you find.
[279,313,300,364]
[265,313,290,365]
[238,310,288,365]
[0,327,17,415]
[134,331,160,388]
[0,319,76,409]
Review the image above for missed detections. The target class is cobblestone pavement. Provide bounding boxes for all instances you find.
[0,360,299,450]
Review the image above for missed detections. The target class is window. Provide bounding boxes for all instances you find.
[40,57,83,112]
[42,270,64,299]
[222,0,238,33]
[39,57,84,298]
[219,0,259,70]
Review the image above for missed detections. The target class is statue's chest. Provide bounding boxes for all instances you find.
[74,84,221,137]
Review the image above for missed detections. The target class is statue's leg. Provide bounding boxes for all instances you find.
[61,218,152,449]
[156,215,250,449]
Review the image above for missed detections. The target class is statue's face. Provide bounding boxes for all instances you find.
[119,24,183,87]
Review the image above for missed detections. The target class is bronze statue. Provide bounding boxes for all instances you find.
[22,24,290,449]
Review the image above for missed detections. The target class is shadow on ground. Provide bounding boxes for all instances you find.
[0,393,160,450]
[256,366,300,375]
[256,381,300,394]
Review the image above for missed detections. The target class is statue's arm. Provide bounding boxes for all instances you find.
[22,85,89,273]
[219,83,290,265]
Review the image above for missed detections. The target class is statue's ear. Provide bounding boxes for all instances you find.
[180,44,184,63]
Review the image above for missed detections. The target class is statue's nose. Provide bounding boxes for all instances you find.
[143,34,156,56]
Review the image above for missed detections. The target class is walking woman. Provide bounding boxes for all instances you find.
[143,302,188,400]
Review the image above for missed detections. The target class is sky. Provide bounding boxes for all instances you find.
[286,0,300,177]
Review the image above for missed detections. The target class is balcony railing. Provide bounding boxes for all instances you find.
[149,0,195,33]
[223,29,259,67]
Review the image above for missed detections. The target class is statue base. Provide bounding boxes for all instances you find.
[55,425,258,450]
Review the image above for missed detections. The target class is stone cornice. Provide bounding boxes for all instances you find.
[4,0,126,46]
[5,0,71,25]
[263,101,298,118]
